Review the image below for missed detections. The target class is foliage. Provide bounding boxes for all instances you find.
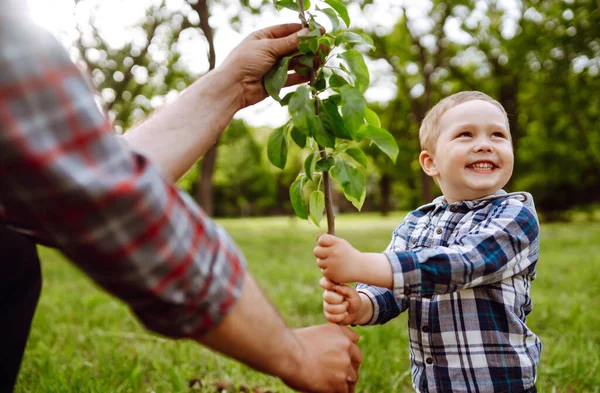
[265,0,398,229]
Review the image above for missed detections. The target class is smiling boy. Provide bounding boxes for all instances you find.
[315,91,541,393]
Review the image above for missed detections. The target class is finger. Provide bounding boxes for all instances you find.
[346,363,358,385]
[324,300,348,314]
[319,276,336,290]
[313,245,329,259]
[254,23,304,40]
[267,27,310,57]
[317,233,337,247]
[284,72,310,88]
[349,342,363,366]
[324,310,347,324]
[334,284,358,300]
[323,289,345,304]
[316,257,327,269]
[340,326,360,343]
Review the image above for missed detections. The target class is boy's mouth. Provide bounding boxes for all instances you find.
[466,161,497,171]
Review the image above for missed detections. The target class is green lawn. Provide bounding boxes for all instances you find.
[15,213,600,392]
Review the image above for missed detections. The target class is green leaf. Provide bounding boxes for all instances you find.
[319,7,340,31]
[267,126,288,169]
[314,71,326,91]
[280,92,294,106]
[334,32,375,50]
[331,160,366,210]
[345,147,367,168]
[290,126,306,148]
[309,190,325,226]
[288,86,317,136]
[274,0,297,11]
[274,0,310,11]
[340,85,366,135]
[324,0,350,27]
[290,176,309,219]
[320,99,352,139]
[313,119,335,148]
[304,151,318,181]
[316,156,335,171]
[340,49,370,93]
[264,56,291,101]
[364,107,381,128]
[356,125,399,163]
[329,73,349,90]
[299,39,319,54]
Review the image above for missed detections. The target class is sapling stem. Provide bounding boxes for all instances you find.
[298,0,335,235]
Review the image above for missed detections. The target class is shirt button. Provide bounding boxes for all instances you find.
[450,205,458,212]
[426,357,433,365]
[411,238,417,244]
[404,287,410,295]
[422,325,429,333]
[435,227,442,234]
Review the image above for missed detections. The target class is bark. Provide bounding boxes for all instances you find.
[192,0,218,215]
[379,173,391,216]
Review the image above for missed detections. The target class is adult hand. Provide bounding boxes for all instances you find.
[220,23,310,109]
[314,234,364,284]
[282,324,362,393]
[320,277,363,326]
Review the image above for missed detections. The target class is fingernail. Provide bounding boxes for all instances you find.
[297,28,310,37]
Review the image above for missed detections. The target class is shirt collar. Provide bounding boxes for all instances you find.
[418,189,517,213]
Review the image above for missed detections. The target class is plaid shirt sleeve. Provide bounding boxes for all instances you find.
[356,224,410,325]
[386,198,539,298]
[0,14,245,339]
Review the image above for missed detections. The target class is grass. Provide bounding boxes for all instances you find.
[15,213,600,392]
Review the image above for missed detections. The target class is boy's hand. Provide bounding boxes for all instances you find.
[320,277,363,325]
[314,234,363,284]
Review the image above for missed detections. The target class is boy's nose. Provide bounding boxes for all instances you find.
[474,138,493,152]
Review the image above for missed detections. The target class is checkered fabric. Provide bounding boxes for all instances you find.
[357,190,541,393]
[0,6,245,339]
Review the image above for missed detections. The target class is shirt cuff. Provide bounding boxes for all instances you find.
[356,287,380,326]
[384,249,420,298]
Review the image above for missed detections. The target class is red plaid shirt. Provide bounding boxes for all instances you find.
[0,6,245,338]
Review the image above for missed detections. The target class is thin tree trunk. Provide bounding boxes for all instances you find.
[193,0,218,215]
[197,143,218,216]
[379,173,391,216]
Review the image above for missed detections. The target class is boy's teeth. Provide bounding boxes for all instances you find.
[468,163,494,170]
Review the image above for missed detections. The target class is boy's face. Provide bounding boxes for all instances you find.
[419,100,514,203]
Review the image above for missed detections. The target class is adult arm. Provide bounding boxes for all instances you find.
[200,274,361,393]
[0,14,361,392]
[123,24,309,181]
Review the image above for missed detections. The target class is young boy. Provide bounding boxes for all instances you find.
[315,91,541,393]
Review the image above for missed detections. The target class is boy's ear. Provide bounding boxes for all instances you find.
[419,150,439,177]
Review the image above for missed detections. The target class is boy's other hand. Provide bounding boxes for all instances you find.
[320,277,363,325]
[314,234,363,284]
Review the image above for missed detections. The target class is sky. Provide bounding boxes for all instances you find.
[25,0,519,127]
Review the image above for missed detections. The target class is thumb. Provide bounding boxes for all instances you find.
[269,28,309,57]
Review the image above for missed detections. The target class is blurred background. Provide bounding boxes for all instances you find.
[27,0,600,222]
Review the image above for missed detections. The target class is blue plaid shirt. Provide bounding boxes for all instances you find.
[357,190,541,393]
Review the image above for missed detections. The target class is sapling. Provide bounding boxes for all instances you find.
[265,0,398,234]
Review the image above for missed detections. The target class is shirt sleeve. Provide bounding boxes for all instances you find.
[355,220,410,325]
[385,199,540,298]
[0,15,245,339]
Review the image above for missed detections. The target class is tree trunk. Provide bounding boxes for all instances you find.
[193,0,218,215]
[379,173,392,216]
[197,142,218,216]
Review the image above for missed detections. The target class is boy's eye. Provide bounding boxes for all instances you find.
[458,131,472,138]
[492,132,507,138]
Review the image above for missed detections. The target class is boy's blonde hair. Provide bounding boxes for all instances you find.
[419,91,510,152]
